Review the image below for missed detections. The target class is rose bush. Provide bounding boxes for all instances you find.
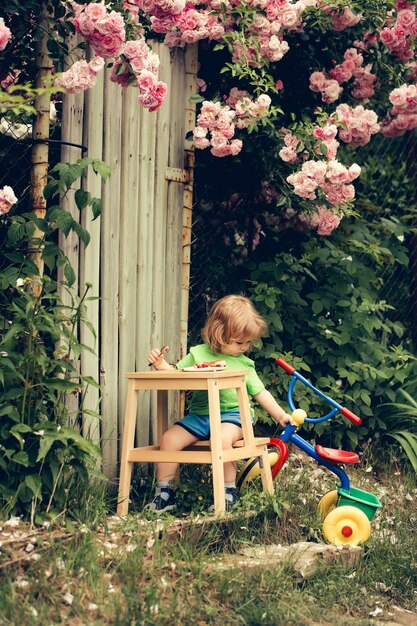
[2,1,417,230]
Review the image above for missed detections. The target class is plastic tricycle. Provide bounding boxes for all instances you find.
[237,358,382,546]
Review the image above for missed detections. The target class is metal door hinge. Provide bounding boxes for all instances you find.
[165,167,189,183]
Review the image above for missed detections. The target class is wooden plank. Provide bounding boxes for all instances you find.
[79,70,104,444]
[100,70,123,478]
[58,89,84,427]
[180,44,198,359]
[164,45,186,426]
[58,90,83,293]
[134,100,157,448]
[118,86,140,452]
[150,41,173,440]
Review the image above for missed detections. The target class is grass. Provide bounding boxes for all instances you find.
[0,453,416,626]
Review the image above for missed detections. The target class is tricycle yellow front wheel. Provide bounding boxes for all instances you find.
[318,490,338,521]
[322,505,371,546]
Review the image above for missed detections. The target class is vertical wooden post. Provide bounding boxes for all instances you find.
[100,70,122,477]
[30,6,53,297]
[79,71,104,444]
[118,86,141,457]
[181,44,198,360]
[406,132,417,352]
[58,35,84,428]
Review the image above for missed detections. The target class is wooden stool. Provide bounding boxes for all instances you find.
[117,370,274,516]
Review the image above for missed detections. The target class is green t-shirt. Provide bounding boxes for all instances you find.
[176,344,265,415]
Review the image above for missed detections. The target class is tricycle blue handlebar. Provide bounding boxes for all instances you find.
[276,358,362,426]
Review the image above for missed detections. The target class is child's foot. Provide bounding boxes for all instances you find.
[145,486,176,513]
[225,486,239,512]
[209,486,240,514]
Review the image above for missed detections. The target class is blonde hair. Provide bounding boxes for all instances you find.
[202,295,268,354]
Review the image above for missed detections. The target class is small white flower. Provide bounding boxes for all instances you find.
[397,235,404,242]
[0,351,7,357]
[63,592,74,606]
[369,607,383,617]
[15,579,30,589]
[365,466,373,473]
[150,605,159,615]
[4,516,20,528]
[16,278,25,288]
[88,603,98,611]
[146,537,155,551]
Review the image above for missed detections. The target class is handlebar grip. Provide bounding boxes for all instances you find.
[340,407,362,425]
[276,358,296,374]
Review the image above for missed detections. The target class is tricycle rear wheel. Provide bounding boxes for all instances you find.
[322,505,371,546]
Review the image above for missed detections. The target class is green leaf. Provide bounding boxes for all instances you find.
[91,197,102,220]
[312,300,323,314]
[189,94,205,103]
[72,221,91,246]
[37,438,55,462]
[91,160,111,180]
[64,262,76,287]
[25,474,42,497]
[52,162,83,187]
[388,432,417,473]
[47,206,74,236]
[82,375,100,389]
[74,188,91,210]
[43,180,59,200]
[12,451,29,467]
[47,378,79,392]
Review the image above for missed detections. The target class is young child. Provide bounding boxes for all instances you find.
[146,294,293,513]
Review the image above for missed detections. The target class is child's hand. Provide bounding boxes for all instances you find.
[277,412,294,427]
[147,345,170,369]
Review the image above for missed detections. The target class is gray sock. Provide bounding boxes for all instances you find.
[225,481,236,501]
[156,480,174,500]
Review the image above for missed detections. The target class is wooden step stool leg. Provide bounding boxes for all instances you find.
[259,445,274,495]
[207,380,225,515]
[117,380,138,516]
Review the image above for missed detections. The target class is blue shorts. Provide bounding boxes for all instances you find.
[176,410,247,440]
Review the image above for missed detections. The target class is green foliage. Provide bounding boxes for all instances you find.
[0,155,111,521]
[247,215,415,449]
[379,377,417,473]
[0,279,103,522]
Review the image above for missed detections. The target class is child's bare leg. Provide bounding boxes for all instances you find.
[157,424,199,481]
[219,422,243,482]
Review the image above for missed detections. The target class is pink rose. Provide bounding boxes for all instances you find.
[309,71,326,91]
[0,185,18,215]
[137,69,158,93]
[379,28,397,47]
[397,9,416,32]
[316,209,341,236]
[0,17,12,52]
[84,3,107,21]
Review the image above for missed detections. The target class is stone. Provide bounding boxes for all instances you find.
[208,541,363,579]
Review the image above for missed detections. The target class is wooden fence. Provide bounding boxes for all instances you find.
[59,43,197,478]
